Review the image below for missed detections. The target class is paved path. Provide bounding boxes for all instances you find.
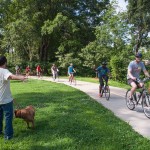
[30,76,150,139]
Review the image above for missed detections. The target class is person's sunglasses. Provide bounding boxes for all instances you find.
[136,56,142,58]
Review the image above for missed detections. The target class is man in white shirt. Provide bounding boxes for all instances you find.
[0,56,26,140]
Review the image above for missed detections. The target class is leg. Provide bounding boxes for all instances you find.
[26,121,30,128]
[71,74,74,82]
[52,72,55,80]
[3,101,13,140]
[130,82,137,99]
[54,73,57,79]
[104,76,108,86]
[69,74,73,83]
[99,77,104,97]
[32,121,34,129]
[103,76,109,90]
[0,106,3,134]
[68,73,71,82]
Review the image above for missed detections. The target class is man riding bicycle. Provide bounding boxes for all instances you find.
[127,52,150,100]
[96,62,110,97]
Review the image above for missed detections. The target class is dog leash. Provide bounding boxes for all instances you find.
[13,99,21,109]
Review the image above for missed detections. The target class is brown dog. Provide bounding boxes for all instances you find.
[14,105,35,129]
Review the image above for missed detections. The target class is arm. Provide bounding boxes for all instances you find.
[8,74,27,81]
[128,69,136,80]
[107,69,111,78]
[73,68,76,72]
[143,70,150,77]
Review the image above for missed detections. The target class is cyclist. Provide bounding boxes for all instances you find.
[36,65,42,77]
[96,62,110,97]
[127,52,150,100]
[51,64,59,81]
[68,63,76,82]
[25,65,30,78]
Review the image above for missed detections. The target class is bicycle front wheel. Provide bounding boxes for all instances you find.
[125,90,136,110]
[104,87,110,100]
[142,94,150,119]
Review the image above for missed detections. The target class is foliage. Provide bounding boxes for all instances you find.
[0,0,110,63]
[127,0,150,52]
[79,1,139,81]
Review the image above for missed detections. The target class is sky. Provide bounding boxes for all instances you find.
[117,0,128,11]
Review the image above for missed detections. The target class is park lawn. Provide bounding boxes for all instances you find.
[0,79,150,150]
[62,76,130,89]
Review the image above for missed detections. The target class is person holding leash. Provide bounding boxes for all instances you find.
[0,56,27,140]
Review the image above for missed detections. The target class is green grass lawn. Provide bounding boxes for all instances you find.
[1,79,150,150]
[62,76,130,89]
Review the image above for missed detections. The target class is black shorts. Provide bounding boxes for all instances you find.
[99,76,108,87]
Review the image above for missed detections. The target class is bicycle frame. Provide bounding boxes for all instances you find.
[133,88,145,105]
[125,77,150,117]
[69,72,76,85]
[100,81,110,100]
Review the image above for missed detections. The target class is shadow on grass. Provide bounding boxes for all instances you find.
[1,80,150,150]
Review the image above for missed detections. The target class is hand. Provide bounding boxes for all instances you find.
[131,77,136,81]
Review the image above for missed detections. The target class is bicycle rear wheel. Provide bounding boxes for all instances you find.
[142,94,150,119]
[73,78,76,85]
[104,86,110,100]
[125,90,136,110]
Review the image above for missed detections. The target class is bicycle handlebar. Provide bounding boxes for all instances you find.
[136,77,150,83]
[143,77,150,83]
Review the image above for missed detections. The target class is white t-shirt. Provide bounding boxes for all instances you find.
[0,68,13,104]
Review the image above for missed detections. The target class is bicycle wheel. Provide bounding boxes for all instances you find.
[142,94,150,118]
[104,86,110,100]
[73,78,76,85]
[56,73,59,81]
[100,88,104,97]
[125,90,136,110]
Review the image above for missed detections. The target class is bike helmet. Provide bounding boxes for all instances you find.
[135,52,142,58]
[102,62,107,65]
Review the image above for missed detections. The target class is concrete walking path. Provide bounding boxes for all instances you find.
[30,76,150,139]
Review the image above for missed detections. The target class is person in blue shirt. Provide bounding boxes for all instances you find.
[96,62,110,97]
[68,63,76,82]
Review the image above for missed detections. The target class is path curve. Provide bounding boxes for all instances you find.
[30,76,150,139]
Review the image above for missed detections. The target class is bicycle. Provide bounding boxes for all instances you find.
[125,77,150,119]
[100,82,110,100]
[69,72,76,85]
[52,71,59,81]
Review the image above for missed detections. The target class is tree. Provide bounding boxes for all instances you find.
[80,1,130,68]
[0,0,111,65]
[127,0,150,52]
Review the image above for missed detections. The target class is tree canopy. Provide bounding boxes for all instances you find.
[0,0,150,81]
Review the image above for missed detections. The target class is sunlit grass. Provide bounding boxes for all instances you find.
[61,76,130,89]
[0,79,150,150]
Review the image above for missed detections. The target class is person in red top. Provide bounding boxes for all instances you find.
[25,65,30,78]
[36,65,42,77]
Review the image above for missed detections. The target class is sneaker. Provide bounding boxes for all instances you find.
[4,136,13,140]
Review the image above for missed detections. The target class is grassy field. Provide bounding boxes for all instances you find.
[62,76,130,89]
[1,79,150,150]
